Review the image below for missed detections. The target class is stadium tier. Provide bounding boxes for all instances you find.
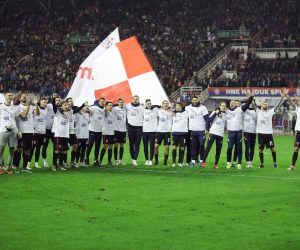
[0,0,299,98]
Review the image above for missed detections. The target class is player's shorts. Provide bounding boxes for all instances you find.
[69,134,78,146]
[18,133,33,149]
[258,133,275,150]
[46,129,54,140]
[0,131,17,148]
[54,137,69,151]
[114,131,126,144]
[103,135,115,145]
[78,138,88,146]
[33,133,46,146]
[172,133,187,147]
[155,132,171,146]
[294,131,300,147]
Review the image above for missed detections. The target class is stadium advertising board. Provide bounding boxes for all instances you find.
[208,87,298,97]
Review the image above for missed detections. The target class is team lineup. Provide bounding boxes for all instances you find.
[0,88,299,174]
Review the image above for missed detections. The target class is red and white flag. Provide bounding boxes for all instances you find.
[67,28,120,105]
[92,36,168,105]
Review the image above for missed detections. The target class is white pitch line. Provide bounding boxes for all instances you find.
[100,167,300,181]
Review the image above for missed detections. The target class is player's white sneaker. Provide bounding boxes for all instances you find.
[63,163,69,169]
[22,167,32,173]
[145,161,149,166]
[287,166,295,171]
[60,166,67,171]
[119,160,126,165]
[148,160,153,166]
[70,162,76,168]
[26,162,32,170]
[43,159,50,168]
[179,163,183,167]
[115,160,119,166]
[172,163,176,167]
[34,162,41,168]
[237,164,242,170]
[246,162,253,168]
[132,160,138,166]
[226,162,232,169]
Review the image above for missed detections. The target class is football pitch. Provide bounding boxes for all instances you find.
[0,135,300,250]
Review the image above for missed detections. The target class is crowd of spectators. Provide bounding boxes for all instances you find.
[0,0,299,97]
[209,51,300,88]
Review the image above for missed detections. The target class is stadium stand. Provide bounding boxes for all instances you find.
[209,51,300,88]
[0,0,299,98]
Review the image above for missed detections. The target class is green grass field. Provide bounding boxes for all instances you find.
[1,135,300,250]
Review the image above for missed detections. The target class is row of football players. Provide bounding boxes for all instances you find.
[0,89,299,174]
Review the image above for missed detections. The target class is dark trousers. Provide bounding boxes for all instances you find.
[191,131,206,161]
[77,139,88,162]
[185,132,191,164]
[143,132,156,161]
[42,129,54,159]
[86,131,102,161]
[31,134,45,162]
[227,130,243,164]
[128,125,143,160]
[244,132,256,162]
[203,134,223,165]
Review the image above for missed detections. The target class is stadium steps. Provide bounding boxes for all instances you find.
[170,43,242,102]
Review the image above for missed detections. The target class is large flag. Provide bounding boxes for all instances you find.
[67,28,120,105]
[92,36,168,105]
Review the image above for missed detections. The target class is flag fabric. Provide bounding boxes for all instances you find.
[92,36,169,105]
[67,28,120,105]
